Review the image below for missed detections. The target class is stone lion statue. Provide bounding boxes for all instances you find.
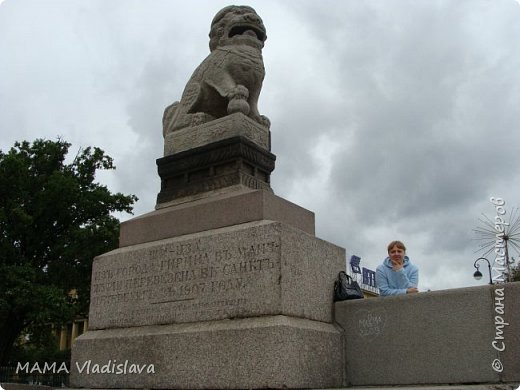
[163,5,270,136]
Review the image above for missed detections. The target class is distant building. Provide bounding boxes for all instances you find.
[57,318,88,350]
[56,289,88,350]
[348,255,379,298]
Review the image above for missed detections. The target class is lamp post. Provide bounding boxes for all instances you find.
[473,257,493,285]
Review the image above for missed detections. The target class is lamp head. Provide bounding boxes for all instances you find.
[473,269,483,280]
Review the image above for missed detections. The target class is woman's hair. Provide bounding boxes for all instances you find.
[387,240,406,253]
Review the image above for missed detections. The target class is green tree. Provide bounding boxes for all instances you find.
[511,260,520,282]
[0,139,137,364]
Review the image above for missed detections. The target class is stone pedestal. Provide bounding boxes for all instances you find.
[71,191,346,389]
[70,5,348,387]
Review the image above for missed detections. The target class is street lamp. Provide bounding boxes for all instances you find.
[473,257,493,285]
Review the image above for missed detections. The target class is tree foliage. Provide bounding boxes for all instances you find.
[511,260,520,282]
[0,139,137,364]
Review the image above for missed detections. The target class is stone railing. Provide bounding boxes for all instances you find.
[334,282,519,386]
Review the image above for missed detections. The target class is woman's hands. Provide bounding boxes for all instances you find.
[390,257,403,271]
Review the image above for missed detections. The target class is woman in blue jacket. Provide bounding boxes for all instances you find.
[376,240,419,296]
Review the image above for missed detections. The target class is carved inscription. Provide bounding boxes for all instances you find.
[89,227,281,329]
[165,114,270,156]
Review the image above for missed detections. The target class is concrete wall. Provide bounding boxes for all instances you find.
[335,282,520,386]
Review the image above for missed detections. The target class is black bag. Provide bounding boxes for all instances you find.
[334,271,364,301]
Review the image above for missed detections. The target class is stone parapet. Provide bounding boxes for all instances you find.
[335,283,520,386]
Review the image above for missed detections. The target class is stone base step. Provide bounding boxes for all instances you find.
[332,385,519,390]
[3,384,517,390]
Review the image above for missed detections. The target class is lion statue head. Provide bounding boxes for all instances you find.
[209,5,267,52]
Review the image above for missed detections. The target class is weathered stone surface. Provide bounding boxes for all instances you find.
[335,284,520,386]
[338,386,520,390]
[70,316,344,389]
[61,385,520,390]
[89,221,344,329]
[164,112,270,155]
[120,189,315,247]
[162,6,269,135]
[0,385,53,390]
[156,136,275,205]
[501,281,520,383]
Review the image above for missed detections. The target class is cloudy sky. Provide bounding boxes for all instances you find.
[1,0,519,292]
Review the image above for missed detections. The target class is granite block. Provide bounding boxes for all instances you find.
[500,281,520,382]
[163,112,270,156]
[119,189,315,247]
[70,316,344,389]
[334,284,519,386]
[89,220,344,329]
[156,136,276,204]
[0,385,53,390]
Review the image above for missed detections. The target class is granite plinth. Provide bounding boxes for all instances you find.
[70,316,344,389]
[163,112,270,155]
[90,220,344,329]
[157,136,275,204]
[120,189,315,247]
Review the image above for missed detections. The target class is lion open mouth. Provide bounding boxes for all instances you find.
[229,25,266,42]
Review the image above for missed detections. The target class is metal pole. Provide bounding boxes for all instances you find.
[474,257,493,285]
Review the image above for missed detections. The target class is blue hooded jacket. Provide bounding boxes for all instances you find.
[375,256,418,296]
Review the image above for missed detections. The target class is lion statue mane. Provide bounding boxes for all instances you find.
[163,5,270,136]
